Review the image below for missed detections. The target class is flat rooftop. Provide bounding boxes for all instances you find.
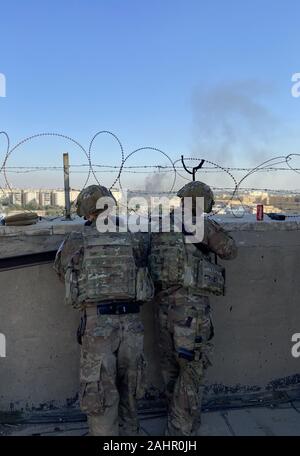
[2,402,300,436]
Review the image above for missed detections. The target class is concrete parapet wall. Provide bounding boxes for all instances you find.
[0,217,299,411]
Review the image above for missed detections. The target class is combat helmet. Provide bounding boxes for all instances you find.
[76,185,117,218]
[177,181,215,213]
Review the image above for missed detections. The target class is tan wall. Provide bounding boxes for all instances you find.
[0,225,300,411]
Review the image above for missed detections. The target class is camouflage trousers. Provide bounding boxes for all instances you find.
[155,286,214,436]
[79,307,145,436]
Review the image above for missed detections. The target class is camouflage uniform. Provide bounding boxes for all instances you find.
[54,185,152,436]
[150,181,237,436]
[80,308,145,436]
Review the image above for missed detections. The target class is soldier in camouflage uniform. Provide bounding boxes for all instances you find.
[54,185,153,436]
[149,181,237,436]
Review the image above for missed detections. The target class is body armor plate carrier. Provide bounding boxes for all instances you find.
[65,230,153,307]
[149,232,225,296]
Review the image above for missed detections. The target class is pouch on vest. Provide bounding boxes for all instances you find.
[65,265,83,309]
[149,233,184,289]
[150,232,225,296]
[183,251,225,296]
[64,246,85,309]
[136,267,154,302]
[81,232,137,302]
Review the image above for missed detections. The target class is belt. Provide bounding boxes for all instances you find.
[86,301,141,316]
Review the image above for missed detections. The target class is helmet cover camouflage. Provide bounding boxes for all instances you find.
[177,181,215,213]
[76,185,117,217]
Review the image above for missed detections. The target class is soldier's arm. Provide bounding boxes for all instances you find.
[53,232,84,281]
[204,219,237,260]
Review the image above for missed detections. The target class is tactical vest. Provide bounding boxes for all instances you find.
[65,230,153,307]
[149,232,225,296]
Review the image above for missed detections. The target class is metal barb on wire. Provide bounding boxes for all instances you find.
[181,155,205,181]
[3,130,300,220]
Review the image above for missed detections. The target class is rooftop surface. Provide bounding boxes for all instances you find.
[1,402,300,436]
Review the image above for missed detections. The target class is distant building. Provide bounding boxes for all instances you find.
[23,190,39,206]
[50,190,65,207]
[9,190,24,206]
[39,191,52,207]
[1,188,80,208]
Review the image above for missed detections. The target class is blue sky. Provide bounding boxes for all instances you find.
[1,0,300,190]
